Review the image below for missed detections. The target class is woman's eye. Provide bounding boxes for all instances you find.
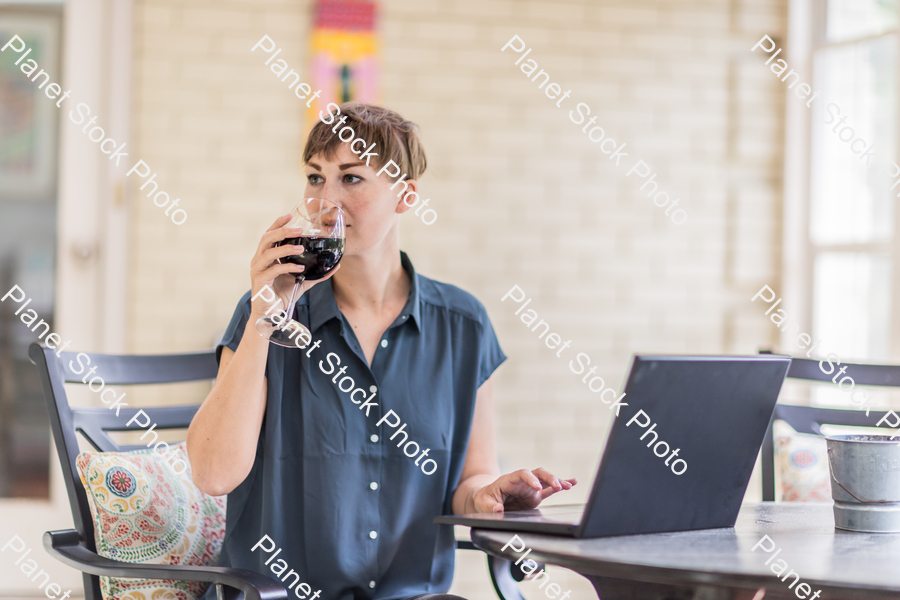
[344,174,362,184]
[307,174,323,184]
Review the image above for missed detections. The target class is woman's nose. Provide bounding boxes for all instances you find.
[318,183,344,208]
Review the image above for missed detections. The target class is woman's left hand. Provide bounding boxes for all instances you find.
[470,468,577,514]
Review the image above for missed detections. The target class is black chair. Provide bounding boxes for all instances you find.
[29,342,534,600]
[759,350,900,501]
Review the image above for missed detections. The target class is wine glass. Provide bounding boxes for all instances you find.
[255,198,345,348]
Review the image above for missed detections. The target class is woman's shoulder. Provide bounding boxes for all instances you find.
[416,273,492,327]
[228,289,254,316]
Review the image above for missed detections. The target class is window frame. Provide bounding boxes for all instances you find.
[783,0,900,364]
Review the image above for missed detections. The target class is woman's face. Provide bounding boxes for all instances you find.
[304,143,413,256]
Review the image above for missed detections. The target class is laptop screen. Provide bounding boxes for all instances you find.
[578,355,791,538]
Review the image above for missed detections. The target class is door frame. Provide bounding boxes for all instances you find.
[0,0,131,594]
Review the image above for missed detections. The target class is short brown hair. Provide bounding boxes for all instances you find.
[303,102,427,181]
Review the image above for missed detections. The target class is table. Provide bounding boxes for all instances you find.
[453,503,900,600]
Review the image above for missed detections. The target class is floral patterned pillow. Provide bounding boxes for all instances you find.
[773,420,832,502]
[76,442,227,600]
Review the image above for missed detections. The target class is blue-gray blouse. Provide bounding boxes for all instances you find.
[208,252,506,600]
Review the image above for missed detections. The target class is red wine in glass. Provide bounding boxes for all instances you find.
[277,236,344,280]
[255,198,345,348]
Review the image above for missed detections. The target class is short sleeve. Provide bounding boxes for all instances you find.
[216,291,253,365]
[476,309,507,389]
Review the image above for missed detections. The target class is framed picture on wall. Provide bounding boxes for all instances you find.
[0,14,60,199]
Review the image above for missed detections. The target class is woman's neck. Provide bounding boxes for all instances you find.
[331,241,410,315]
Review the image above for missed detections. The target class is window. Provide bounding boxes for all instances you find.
[0,7,62,499]
[785,0,900,407]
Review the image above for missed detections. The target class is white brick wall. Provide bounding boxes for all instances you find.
[129,0,787,598]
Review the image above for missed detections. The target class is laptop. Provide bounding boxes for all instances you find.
[437,354,792,538]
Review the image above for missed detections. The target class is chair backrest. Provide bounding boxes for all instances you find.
[759,350,900,501]
[28,342,217,600]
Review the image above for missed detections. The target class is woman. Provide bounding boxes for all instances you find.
[187,102,576,600]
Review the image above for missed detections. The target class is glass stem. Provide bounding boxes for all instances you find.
[278,276,304,330]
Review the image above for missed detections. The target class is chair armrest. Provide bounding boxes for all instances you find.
[456,538,543,600]
[44,530,287,600]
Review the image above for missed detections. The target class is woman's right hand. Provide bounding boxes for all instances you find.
[249,214,340,320]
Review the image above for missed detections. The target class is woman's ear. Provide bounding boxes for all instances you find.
[393,179,418,215]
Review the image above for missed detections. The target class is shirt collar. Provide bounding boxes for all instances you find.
[306,250,421,334]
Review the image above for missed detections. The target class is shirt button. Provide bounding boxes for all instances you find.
[370,481,378,491]
[380,339,388,348]
[369,530,378,539]
[370,434,379,443]
[369,385,377,393]
[369,581,376,589]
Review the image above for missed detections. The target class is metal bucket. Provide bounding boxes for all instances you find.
[826,434,900,532]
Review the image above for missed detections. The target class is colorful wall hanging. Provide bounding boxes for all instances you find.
[306,0,380,128]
